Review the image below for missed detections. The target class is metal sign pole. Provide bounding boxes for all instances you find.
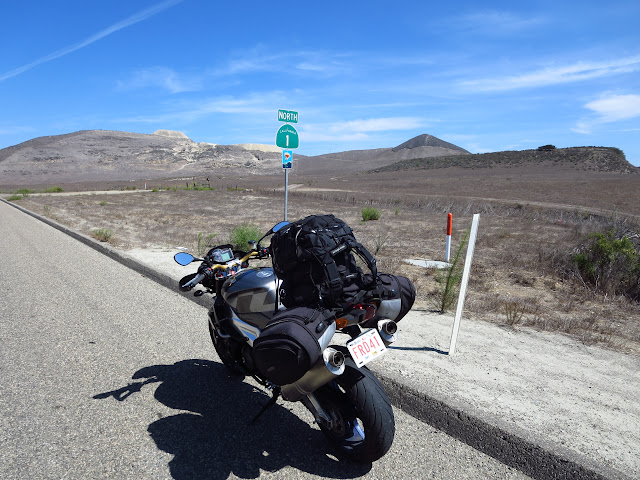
[284,168,289,221]
[276,109,298,222]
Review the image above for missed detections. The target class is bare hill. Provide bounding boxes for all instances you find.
[295,134,469,175]
[393,133,469,153]
[370,147,638,175]
[2,130,636,188]
[0,130,281,185]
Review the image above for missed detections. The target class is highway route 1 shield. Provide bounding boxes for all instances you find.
[276,124,299,149]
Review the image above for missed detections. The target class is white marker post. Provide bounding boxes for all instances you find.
[445,213,452,262]
[448,213,480,355]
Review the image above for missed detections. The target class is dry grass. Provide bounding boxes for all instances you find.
[15,171,640,354]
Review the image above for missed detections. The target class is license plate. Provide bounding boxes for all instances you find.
[347,328,387,368]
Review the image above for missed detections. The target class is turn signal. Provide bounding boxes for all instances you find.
[335,317,349,329]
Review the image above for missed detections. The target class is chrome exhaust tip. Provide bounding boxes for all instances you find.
[327,349,345,368]
[377,320,398,345]
[382,320,397,335]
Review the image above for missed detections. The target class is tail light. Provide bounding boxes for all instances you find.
[355,303,376,323]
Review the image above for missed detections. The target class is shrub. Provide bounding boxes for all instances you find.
[373,234,388,255]
[92,228,113,243]
[16,188,35,195]
[433,229,469,313]
[42,186,64,193]
[7,194,23,201]
[230,224,261,251]
[503,300,526,326]
[196,232,217,256]
[572,229,640,300]
[362,207,381,221]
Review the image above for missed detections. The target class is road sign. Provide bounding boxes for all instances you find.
[278,109,298,123]
[276,124,299,149]
[282,150,292,169]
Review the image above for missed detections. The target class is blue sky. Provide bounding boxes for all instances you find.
[1,1,639,165]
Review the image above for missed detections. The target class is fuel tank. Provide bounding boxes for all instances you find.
[221,267,281,329]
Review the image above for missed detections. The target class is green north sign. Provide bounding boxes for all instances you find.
[278,109,298,123]
[276,124,299,149]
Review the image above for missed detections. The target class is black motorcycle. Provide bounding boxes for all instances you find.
[174,221,407,463]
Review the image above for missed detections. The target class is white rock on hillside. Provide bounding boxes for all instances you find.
[153,129,192,141]
[234,143,281,153]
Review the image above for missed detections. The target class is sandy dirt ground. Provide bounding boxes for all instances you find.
[124,245,639,479]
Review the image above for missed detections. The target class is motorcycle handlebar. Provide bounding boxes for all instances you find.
[181,272,206,289]
[180,251,262,289]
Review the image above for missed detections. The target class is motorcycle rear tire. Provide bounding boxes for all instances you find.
[314,354,395,463]
[208,322,245,376]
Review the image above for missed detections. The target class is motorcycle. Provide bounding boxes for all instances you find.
[174,221,400,463]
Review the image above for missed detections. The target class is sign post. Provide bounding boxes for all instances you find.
[282,150,292,220]
[276,110,299,221]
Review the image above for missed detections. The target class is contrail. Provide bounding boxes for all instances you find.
[0,0,183,82]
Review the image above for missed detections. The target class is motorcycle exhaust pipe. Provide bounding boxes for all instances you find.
[281,347,345,402]
[377,319,398,346]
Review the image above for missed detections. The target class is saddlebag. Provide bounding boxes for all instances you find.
[361,273,416,328]
[252,307,336,386]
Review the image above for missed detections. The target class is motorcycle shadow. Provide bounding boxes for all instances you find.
[94,359,372,480]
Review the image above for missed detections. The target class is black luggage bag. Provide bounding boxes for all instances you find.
[270,214,377,310]
[252,306,336,386]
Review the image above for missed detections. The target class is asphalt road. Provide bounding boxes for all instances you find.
[0,200,530,479]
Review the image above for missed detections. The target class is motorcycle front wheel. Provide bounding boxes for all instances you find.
[313,354,395,463]
[208,322,245,376]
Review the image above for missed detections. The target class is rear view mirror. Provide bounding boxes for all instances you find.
[272,221,289,233]
[174,252,195,266]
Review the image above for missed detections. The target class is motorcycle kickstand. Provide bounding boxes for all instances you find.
[250,386,281,425]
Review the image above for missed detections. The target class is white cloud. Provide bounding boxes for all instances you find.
[460,56,640,92]
[299,117,426,144]
[585,94,640,122]
[574,93,640,134]
[212,46,352,78]
[117,67,202,93]
[456,10,546,34]
[117,91,287,124]
[300,131,370,143]
[328,117,425,133]
[0,0,183,82]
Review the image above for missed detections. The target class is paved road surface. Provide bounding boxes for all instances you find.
[0,200,529,479]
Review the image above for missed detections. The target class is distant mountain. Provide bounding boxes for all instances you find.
[0,131,471,185]
[370,146,638,174]
[393,134,469,153]
[294,134,469,175]
[2,130,633,188]
[0,130,281,185]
